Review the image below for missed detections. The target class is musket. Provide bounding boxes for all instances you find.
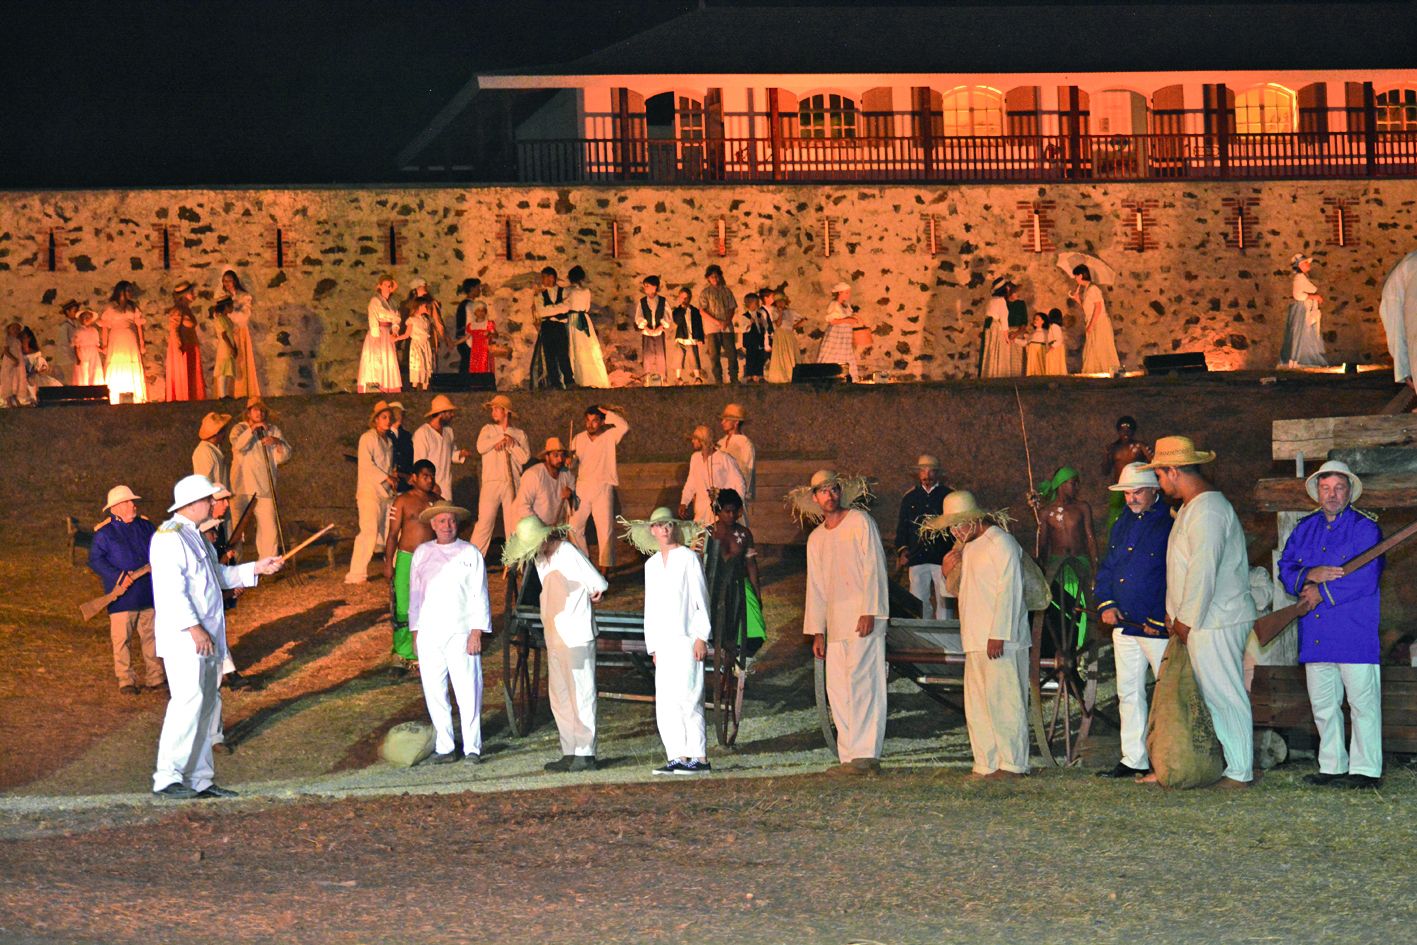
[1014,386,1043,558]
[79,565,152,621]
[1254,515,1417,646]
[226,497,257,557]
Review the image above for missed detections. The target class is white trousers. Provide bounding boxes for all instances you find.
[909,564,950,620]
[964,646,1031,775]
[824,621,888,763]
[546,630,597,756]
[1113,629,1169,770]
[471,479,518,555]
[570,483,616,568]
[234,494,280,559]
[345,490,389,582]
[1188,623,1254,782]
[417,632,485,756]
[153,651,223,792]
[1306,662,1383,778]
[654,637,706,760]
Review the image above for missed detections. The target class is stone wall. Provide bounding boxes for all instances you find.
[1,179,1412,395]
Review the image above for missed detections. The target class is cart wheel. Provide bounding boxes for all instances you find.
[502,567,542,737]
[812,654,838,757]
[713,641,745,748]
[1032,556,1101,765]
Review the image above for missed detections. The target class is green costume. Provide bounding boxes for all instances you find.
[391,548,415,660]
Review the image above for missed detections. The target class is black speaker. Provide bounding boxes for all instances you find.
[430,372,497,392]
[1143,353,1208,376]
[38,385,109,406]
[792,363,845,390]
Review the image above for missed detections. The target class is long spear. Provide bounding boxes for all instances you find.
[1014,386,1043,558]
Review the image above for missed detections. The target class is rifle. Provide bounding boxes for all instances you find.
[1254,515,1417,646]
[226,497,258,556]
[80,565,152,621]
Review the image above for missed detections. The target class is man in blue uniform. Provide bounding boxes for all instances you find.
[1092,462,1171,778]
[89,485,163,695]
[894,454,952,619]
[1278,460,1384,788]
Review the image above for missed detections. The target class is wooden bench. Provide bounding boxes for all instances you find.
[1251,664,1417,753]
[66,516,94,565]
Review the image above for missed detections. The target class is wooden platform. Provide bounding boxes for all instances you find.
[1272,414,1417,461]
[1255,473,1417,511]
[1251,664,1417,753]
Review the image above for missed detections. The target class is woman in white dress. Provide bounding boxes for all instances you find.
[818,282,862,381]
[981,276,1016,378]
[72,310,105,386]
[221,270,261,398]
[565,265,610,388]
[99,280,148,404]
[1071,265,1120,375]
[358,273,404,393]
[406,301,434,390]
[765,289,801,383]
[1278,253,1327,368]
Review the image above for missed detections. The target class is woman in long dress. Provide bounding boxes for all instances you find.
[818,282,862,381]
[1043,308,1068,375]
[1024,312,1049,376]
[1278,253,1327,368]
[765,289,801,383]
[72,310,105,386]
[0,323,27,407]
[981,276,1015,377]
[164,282,205,402]
[405,301,434,390]
[99,280,148,404]
[221,270,261,398]
[566,265,610,388]
[357,273,403,393]
[1071,265,1120,375]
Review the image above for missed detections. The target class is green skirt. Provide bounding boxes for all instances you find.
[392,549,415,660]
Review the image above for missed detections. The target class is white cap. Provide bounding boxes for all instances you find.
[1107,462,1160,492]
[168,474,221,512]
[831,282,851,294]
[103,485,141,512]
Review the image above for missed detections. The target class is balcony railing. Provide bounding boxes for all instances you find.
[514,131,1417,184]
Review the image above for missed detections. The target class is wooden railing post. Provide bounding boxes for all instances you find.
[1215,83,1230,179]
[1363,81,1378,177]
[615,87,633,181]
[767,88,783,181]
[1066,86,1083,179]
[915,87,935,180]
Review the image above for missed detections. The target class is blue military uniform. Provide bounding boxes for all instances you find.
[88,513,164,688]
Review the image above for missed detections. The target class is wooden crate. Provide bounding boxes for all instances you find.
[1251,664,1417,753]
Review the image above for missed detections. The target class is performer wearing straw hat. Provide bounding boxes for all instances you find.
[569,404,629,572]
[930,491,1031,778]
[1277,460,1384,788]
[516,438,578,528]
[621,508,713,775]
[795,469,889,774]
[895,454,952,620]
[1142,435,1257,787]
[680,425,747,526]
[229,396,290,560]
[150,474,282,799]
[89,485,161,695]
[413,394,470,502]
[1093,462,1172,779]
[192,412,233,504]
[716,403,756,503]
[409,500,491,764]
[504,515,607,771]
[472,394,531,556]
[346,400,399,586]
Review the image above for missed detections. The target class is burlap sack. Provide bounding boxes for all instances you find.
[380,721,435,767]
[1144,640,1225,789]
[1021,554,1052,613]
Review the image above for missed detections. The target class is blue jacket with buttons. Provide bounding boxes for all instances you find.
[1093,500,1171,636]
[87,514,157,613]
[1277,506,1382,664]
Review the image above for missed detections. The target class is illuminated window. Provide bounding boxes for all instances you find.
[798,94,857,139]
[1377,88,1417,132]
[939,87,1004,137]
[677,95,705,141]
[1234,85,1295,133]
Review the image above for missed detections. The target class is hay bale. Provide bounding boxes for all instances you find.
[1145,641,1225,789]
[381,721,435,767]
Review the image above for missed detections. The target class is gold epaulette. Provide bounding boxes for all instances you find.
[158,520,184,534]
[1354,507,1379,523]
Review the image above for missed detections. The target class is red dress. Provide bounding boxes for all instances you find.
[164,307,206,401]
[467,319,495,374]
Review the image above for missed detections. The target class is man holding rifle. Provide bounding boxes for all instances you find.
[89,485,162,695]
[1277,460,1384,788]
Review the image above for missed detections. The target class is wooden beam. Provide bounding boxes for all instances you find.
[1255,473,1417,511]
[1382,386,1417,415]
[1271,414,1417,461]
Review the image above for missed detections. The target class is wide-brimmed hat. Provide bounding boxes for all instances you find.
[419,500,473,524]
[172,280,194,295]
[721,403,747,422]
[244,396,271,417]
[198,411,232,440]
[103,485,141,512]
[1290,252,1313,268]
[168,474,220,512]
[919,490,1012,538]
[539,437,568,458]
[369,399,394,426]
[78,308,99,324]
[830,281,851,294]
[991,275,1014,293]
[209,482,233,501]
[501,515,572,569]
[1140,436,1216,469]
[618,507,707,556]
[386,400,405,416]
[1305,460,1363,504]
[483,394,514,414]
[1108,462,1160,492]
[785,469,873,523]
[913,454,940,470]
[425,394,458,418]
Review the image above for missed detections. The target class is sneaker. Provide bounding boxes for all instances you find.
[153,783,199,800]
[463,752,482,765]
[426,751,459,766]
[1303,771,1344,786]
[197,785,239,799]
[674,760,712,775]
[1339,773,1383,789]
[543,756,574,773]
[568,755,597,772]
[653,760,684,776]
[1097,762,1149,779]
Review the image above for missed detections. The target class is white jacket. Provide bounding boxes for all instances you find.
[149,513,258,659]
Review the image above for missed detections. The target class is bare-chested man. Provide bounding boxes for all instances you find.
[384,459,438,674]
[1102,416,1153,534]
[708,489,766,659]
[1033,466,1098,578]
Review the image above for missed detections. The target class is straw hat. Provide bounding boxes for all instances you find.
[830,282,851,294]
[198,411,232,440]
[103,485,142,512]
[418,500,473,524]
[785,469,873,524]
[172,280,194,295]
[369,399,394,426]
[168,474,220,512]
[1140,436,1216,469]
[1305,459,1363,504]
[918,490,1012,539]
[539,437,569,458]
[913,454,940,470]
[501,515,572,569]
[78,308,99,324]
[1108,462,1160,492]
[618,507,707,556]
[244,396,271,418]
[424,394,458,418]
[386,400,406,416]
[689,424,713,446]
[483,394,514,414]
[1290,252,1313,268]
[721,403,748,423]
[209,482,233,501]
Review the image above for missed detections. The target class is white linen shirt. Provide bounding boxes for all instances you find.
[1165,490,1258,631]
[716,432,756,500]
[476,423,531,485]
[958,525,1030,652]
[229,421,290,498]
[643,545,711,656]
[149,513,258,659]
[534,541,608,647]
[191,440,228,490]
[355,428,394,499]
[680,449,747,525]
[804,508,890,642]
[408,538,491,641]
[570,410,629,489]
[413,422,458,500]
[1379,250,1417,383]
[516,464,576,526]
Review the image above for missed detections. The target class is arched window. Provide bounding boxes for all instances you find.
[1234,84,1295,133]
[1377,88,1417,132]
[799,94,857,139]
[939,86,1004,136]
